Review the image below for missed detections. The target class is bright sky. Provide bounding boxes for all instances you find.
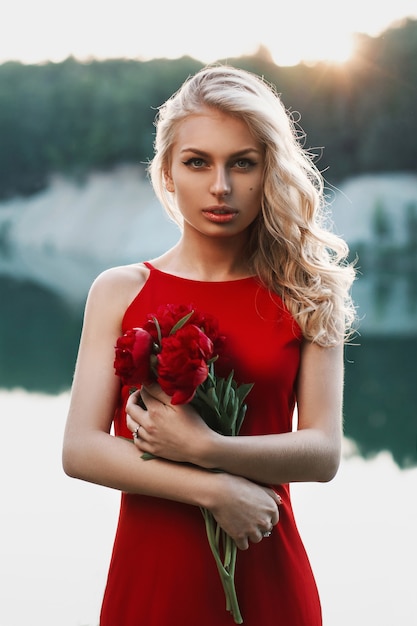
[1,0,416,67]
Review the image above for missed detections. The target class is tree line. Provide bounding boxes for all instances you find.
[1,18,416,200]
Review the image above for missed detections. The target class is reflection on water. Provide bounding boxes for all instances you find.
[352,270,417,335]
[344,337,416,467]
[0,275,82,392]
[0,268,416,467]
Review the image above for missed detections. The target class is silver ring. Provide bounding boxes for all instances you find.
[133,426,141,439]
[262,529,273,538]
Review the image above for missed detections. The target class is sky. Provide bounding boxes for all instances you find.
[1,0,417,67]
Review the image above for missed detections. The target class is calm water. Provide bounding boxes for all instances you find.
[0,266,416,626]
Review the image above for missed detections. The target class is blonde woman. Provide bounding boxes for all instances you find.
[63,65,356,625]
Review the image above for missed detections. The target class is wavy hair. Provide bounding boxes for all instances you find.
[149,65,356,346]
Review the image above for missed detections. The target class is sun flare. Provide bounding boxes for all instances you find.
[263,27,357,67]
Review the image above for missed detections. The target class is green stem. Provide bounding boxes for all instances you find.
[200,507,243,624]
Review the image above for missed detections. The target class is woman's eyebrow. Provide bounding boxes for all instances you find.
[179,147,262,157]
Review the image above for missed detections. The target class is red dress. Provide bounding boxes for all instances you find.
[100,263,322,625]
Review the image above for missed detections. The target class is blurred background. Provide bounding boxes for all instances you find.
[0,2,416,625]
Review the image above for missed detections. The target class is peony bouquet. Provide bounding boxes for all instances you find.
[114,303,253,624]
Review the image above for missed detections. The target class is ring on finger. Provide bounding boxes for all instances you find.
[132,426,141,439]
[262,527,273,538]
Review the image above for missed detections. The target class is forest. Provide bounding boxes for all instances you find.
[0,18,416,200]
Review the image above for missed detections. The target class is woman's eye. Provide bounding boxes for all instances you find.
[234,159,255,169]
[183,158,206,168]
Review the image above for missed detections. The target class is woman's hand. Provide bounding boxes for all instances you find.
[126,386,282,549]
[208,472,282,550]
[126,385,216,464]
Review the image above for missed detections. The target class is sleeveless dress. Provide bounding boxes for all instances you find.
[100,263,322,626]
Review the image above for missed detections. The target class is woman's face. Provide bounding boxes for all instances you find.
[164,107,265,240]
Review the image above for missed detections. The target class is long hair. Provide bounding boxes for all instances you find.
[149,65,356,346]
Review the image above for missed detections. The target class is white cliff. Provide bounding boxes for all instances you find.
[0,165,180,303]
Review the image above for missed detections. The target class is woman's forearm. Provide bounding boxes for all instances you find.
[62,430,221,508]
[192,426,342,486]
[127,341,344,487]
[62,429,282,550]
[196,340,344,487]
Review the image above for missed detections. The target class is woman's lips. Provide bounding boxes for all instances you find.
[202,207,237,223]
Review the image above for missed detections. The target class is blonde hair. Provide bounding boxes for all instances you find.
[149,64,356,346]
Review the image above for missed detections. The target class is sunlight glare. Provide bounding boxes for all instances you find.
[263,25,357,67]
[0,0,416,67]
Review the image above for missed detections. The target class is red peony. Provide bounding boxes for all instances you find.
[114,305,221,398]
[114,328,154,386]
[143,303,225,356]
[157,324,214,404]
[143,303,195,339]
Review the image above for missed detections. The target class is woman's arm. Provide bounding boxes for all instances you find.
[62,266,280,549]
[127,340,344,486]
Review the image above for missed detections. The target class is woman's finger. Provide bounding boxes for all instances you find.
[126,413,143,435]
[126,391,149,441]
[141,383,171,405]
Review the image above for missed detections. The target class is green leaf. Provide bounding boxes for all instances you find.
[192,394,222,432]
[195,387,220,414]
[221,371,234,413]
[229,397,240,436]
[216,376,225,399]
[151,316,162,346]
[235,404,248,435]
[236,382,254,405]
[170,310,194,334]
[141,452,156,460]
[207,386,220,410]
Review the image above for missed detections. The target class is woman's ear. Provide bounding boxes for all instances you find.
[164,169,175,193]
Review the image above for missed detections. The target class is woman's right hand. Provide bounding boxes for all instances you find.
[208,472,281,550]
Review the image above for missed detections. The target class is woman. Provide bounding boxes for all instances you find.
[63,64,356,625]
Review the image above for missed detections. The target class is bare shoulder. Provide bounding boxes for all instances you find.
[300,338,344,366]
[86,262,150,319]
[90,262,149,292]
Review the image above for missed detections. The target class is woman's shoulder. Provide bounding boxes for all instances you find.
[92,262,149,288]
[86,262,150,316]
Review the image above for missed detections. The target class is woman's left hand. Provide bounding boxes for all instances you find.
[126,384,215,464]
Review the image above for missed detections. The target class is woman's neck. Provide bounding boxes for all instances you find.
[151,235,253,282]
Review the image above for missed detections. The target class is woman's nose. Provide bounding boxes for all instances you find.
[210,167,231,197]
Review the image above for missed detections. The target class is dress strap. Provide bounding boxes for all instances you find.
[143,261,154,270]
